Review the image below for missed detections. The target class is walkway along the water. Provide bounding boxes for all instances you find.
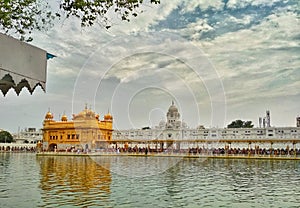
[36,150,300,161]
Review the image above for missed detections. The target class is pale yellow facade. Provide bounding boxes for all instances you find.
[42,106,113,151]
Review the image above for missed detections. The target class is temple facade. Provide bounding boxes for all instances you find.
[42,106,113,151]
[41,102,300,152]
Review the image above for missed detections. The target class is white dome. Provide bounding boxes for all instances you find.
[167,101,180,118]
[159,120,166,129]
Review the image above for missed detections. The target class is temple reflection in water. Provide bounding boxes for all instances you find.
[37,156,111,207]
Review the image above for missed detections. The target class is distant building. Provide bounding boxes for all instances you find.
[113,102,300,150]
[14,128,42,144]
[41,102,300,152]
[42,105,113,151]
[266,110,271,127]
[259,110,271,128]
[113,101,190,150]
[259,117,262,128]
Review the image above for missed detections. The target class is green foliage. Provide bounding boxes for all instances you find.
[0,0,161,42]
[60,0,160,27]
[227,120,254,128]
[0,0,55,41]
[0,131,14,143]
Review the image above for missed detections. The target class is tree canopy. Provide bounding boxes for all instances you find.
[0,0,160,41]
[227,120,254,128]
[0,130,14,143]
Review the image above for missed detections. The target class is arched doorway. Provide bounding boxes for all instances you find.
[49,143,57,151]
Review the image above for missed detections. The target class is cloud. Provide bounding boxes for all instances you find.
[182,0,225,12]
[1,0,299,132]
[195,10,299,125]
[152,0,298,42]
[226,0,283,9]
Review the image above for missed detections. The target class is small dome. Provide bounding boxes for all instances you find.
[167,101,180,116]
[45,111,53,120]
[168,102,178,113]
[167,101,180,119]
[61,114,68,121]
[104,113,113,120]
[95,114,100,120]
[159,120,166,128]
[197,125,205,130]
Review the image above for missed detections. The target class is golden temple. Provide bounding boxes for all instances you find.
[41,105,113,151]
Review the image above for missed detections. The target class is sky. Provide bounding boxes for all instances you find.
[0,0,299,133]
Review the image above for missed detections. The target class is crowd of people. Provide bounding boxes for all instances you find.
[3,143,299,157]
[187,147,300,156]
[95,146,300,157]
[0,146,36,152]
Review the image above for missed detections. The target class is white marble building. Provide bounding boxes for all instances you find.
[113,102,300,148]
[14,128,43,144]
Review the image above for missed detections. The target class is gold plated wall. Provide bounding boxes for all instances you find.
[42,106,113,151]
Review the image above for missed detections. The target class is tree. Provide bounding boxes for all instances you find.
[243,121,254,128]
[0,1,55,42]
[227,120,254,128]
[0,0,160,42]
[0,130,14,143]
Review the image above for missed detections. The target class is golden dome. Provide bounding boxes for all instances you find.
[104,113,113,120]
[61,114,68,121]
[72,105,97,120]
[45,111,53,120]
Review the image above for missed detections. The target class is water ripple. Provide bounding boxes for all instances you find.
[1,154,300,207]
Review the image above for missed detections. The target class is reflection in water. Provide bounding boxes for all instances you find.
[93,155,183,178]
[0,153,41,208]
[37,156,111,207]
[160,159,300,207]
[1,154,300,208]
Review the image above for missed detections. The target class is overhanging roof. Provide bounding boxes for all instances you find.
[0,33,54,96]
